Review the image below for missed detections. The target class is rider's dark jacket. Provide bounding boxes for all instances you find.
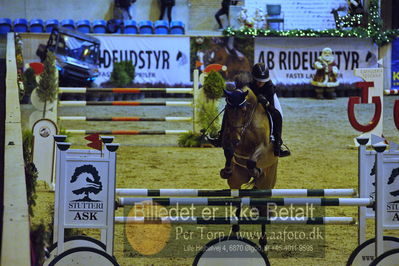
[249,80,277,108]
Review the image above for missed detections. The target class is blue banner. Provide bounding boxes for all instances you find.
[391,38,399,89]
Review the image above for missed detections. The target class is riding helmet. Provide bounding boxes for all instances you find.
[252,63,270,82]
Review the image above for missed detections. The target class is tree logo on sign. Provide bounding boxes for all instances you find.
[70,164,103,202]
[389,167,399,201]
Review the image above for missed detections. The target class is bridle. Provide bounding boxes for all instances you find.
[226,100,257,143]
[200,89,257,146]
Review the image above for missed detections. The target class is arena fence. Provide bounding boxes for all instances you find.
[45,135,399,265]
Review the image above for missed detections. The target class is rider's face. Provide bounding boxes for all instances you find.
[255,81,265,88]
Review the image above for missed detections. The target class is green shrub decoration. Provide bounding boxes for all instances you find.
[110,62,129,87]
[22,129,34,161]
[23,67,38,95]
[15,34,25,101]
[22,129,38,217]
[31,223,47,265]
[197,99,221,137]
[203,70,225,100]
[23,130,51,265]
[110,61,135,87]
[122,60,135,81]
[178,132,203,147]
[37,51,58,118]
[189,70,225,148]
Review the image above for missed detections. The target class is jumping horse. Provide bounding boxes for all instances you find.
[222,86,279,250]
[222,87,278,189]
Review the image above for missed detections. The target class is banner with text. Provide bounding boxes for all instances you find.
[95,36,190,86]
[254,38,378,85]
[392,38,399,89]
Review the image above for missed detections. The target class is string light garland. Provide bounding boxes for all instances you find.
[224,0,399,47]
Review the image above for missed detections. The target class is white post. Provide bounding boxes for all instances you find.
[373,143,387,258]
[55,142,71,255]
[52,136,67,244]
[357,136,369,245]
[104,143,118,255]
[193,69,199,133]
[32,119,58,190]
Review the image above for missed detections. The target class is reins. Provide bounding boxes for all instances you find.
[238,102,257,140]
[200,107,225,137]
[200,96,257,143]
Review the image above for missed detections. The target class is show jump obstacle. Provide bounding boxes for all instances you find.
[45,136,120,265]
[56,70,201,135]
[32,69,208,190]
[45,135,399,265]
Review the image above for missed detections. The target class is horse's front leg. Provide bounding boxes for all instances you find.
[246,143,271,252]
[220,146,234,179]
[246,142,265,179]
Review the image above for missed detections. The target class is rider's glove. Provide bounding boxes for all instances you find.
[258,95,270,107]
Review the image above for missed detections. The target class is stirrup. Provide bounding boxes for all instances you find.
[278,144,291,157]
[274,142,291,157]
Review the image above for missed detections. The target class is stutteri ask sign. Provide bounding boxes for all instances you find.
[65,162,108,225]
[54,141,118,256]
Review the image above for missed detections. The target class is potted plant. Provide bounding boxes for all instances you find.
[31,52,58,118]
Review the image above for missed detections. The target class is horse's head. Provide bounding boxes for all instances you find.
[223,87,257,147]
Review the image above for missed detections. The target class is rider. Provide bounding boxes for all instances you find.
[249,62,290,158]
[209,64,290,177]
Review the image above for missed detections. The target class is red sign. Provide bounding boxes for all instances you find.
[85,134,102,151]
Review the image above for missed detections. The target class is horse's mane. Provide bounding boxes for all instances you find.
[241,86,258,106]
[242,86,257,103]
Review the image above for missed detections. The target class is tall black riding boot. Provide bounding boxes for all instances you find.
[269,109,291,157]
[273,134,291,157]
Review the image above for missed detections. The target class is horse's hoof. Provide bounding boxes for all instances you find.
[220,168,232,179]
